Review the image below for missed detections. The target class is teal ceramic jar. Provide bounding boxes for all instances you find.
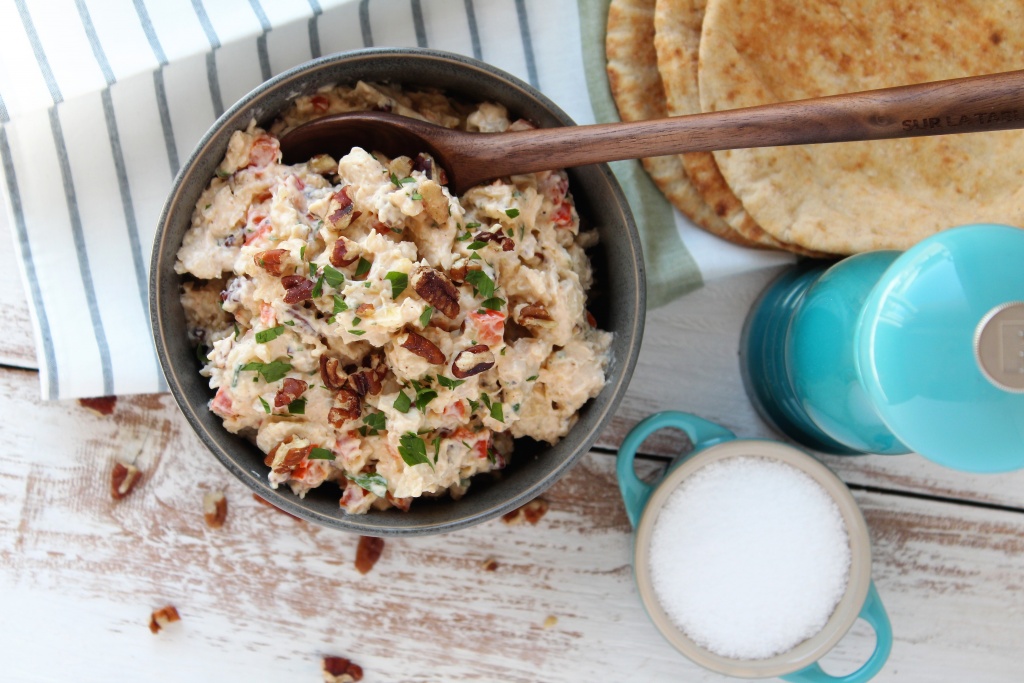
[742,224,1024,472]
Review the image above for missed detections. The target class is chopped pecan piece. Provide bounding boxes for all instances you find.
[281,275,315,303]
[401,331,446,365]
[111,462,142,500]
[371,219,393,235]
[326,187,355,228]
[79,396,116,416]
[516,302,556,328]
[254,248,288,276]
[282,444,311,468]
[419,180,449,224]
[330,236,359,267]
[355,303,375,317]
[411,267,460,319]
[502,498,550,525]
[451,344,495,379]
[320,355,348,390]
[323,656,364,683]
[203,491,227,529]
[346,370,381,397]
[274,377,308,408]
[328,388,362,426]
[448,263,468,284]
[148,605,181,634]
[355,536,385,575]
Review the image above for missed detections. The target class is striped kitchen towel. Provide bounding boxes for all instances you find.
[0,0,790,400]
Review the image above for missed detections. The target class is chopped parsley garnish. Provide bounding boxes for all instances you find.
[347,472,387,497]
[332,295,349,313]
[466,240,489,250]
[398,433,433,470]
[411,192,423,201]
[390,173,416,187]
[506,228,514,237]
[527,375,538,381]
[419,306,433,328]
[309,447,335,460]
[259,396,271,413]
[467,398,480,413]
[195,344,210,365]
[410,380,438,411]
[288,398,306,415]
[299,245,306,260]
[433,437,441,463]
[309,262,318,277]
[283,320,295,326]
[311,273,325,298]
[255,325,285,344]
[513,403,520,412]
[322,265,344,288]
[436,375,466,390]
[349,329,366,336]
[465,269,495,298]
[480,392,492,409]
[352,316,362,326]
[215,168,231,179]
[385,271,408,298]
[362,411,386,435]
[480,296,505,311]
[354,257,371,278]
[240,359,292,383]
[469,252,482,261]
[456,232,472,241]
[465,222,481,229]
[393,391,412,413]
[505,208,520,218]
[233,323,241,339]
[490,402,504,423]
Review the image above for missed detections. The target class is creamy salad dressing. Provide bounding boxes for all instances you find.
[177,82,611,513]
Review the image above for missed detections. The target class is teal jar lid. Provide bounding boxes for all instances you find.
[857,224,1024,472]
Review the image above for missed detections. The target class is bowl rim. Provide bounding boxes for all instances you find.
[150,47,645,535]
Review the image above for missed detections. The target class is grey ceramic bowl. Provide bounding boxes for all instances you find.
[150,48,645,535]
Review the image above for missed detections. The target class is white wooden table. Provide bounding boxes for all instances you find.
[2,198,1023,682]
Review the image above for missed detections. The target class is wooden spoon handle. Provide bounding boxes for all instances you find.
[473,69,1024,175]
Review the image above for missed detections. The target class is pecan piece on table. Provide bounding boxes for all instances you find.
[79,396,116,416]
[254,248,288,276]
[502,498,550,525]
[203,491,227,529]
[148,605,181,634]
[322,656,364,683]
[274,377,308,408]
[111,462,142,500]
[320,355,348,391]
[329,236,359,267]
[451,344,495,379]
[328,388,362,427]
[411,266,460,319]
[401,331,446,365]
[281,275,315,303]
[355,536,385,575]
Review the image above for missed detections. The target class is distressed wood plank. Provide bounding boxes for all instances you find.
[0,190,38,369]
[1,366,1024,682]
[596,269,1024,511]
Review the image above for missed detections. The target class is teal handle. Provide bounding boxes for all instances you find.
[616,411,735,528]
[781,582,893,683]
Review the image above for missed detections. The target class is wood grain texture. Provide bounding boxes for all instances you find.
[1,364,1023,681]
[0,190,38,369]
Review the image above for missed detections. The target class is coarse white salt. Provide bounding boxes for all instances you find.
[647,456,851,660]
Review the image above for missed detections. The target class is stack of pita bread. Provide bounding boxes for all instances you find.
[607,0,1024,255]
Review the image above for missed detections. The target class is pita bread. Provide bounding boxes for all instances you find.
[699,0,1024,254]
[653,0,792,251]
[606,0,759,247]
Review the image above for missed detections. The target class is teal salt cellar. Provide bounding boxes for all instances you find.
[742,223,1024,472]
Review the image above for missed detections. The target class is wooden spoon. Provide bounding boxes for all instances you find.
[279,69,1024,195]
